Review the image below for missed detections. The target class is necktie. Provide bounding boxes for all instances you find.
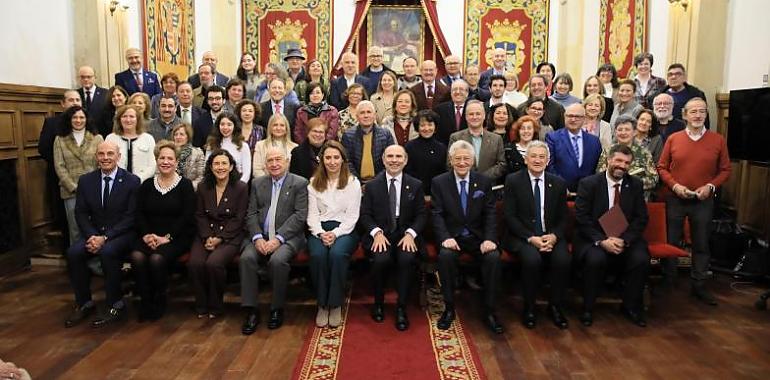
[571,135,581,166]
[85,90,92,109]
[102,176,112,207]
[274,103,282,115]
[388,178,398,232]
[266,181,280,239]
[181,108,191,124]
[426,84,434,109]
[134,72,143,91]
[460,180,468,215]
[455,105,463,130]
[534,178,544,235]
[613,183,621,207]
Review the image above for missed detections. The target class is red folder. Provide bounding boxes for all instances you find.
[599,205,628,237]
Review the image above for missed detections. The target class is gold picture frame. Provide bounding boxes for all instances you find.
[367,5,424,75]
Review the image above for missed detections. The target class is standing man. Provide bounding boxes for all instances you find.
[260,77,298,134]
[651,93,685,143]
[284,48,307,84]
[147,97,181,141]
[517,74,565,130]
[397,56,422,90]
[64,141,141,328]
[447,100,506,182]
[341,100,395,181]
[114,47,161,97]
[410,60,450,111]
[464,65,491,102]
[478,48,507,90]
[192,85,225,148]
[503,141,570,329]
[361,46,394,88]
[240,147,308,334]
[652,63,708,128]
[77,66,108,122]
[192,63,215,110]
[431,140,503,334]
[545,103,602,193]
[187,51,230,89]
[175,81,203,126]
[360,145,426,331]
[574,144,650,327]
[439,55,463,87]
[329,52,373,110]
[658,98,730,305]
[434,79,469,145]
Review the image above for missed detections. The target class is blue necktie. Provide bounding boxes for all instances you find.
[533,178,544,235]
[460,180,470,236]
[571,135,581,166]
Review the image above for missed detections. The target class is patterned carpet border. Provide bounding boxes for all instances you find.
[426,288,485,380]
[293,291,351,380]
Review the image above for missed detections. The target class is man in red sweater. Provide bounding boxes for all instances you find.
[657,98,731,305]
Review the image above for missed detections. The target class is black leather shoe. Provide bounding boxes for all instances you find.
[548,305,569,330]
[91,307,126,328]
[620,305,647,327]
[436,308,456,330]
[242,312,260,335]
[522,308,537,329]
[267,309,284,330]
[691,285,718,306]
[371,303,385,323]
[484,313,504,334]
[579,311,593,327]
[65,303,95,328]
[395,306,409,331]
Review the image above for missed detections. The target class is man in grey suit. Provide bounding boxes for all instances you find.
[447,100,506,182]
[240,147,309,334]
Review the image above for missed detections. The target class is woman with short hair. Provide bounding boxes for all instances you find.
[150,72,180,118]
[294,82,340,143]
[171,123,205,189]
[596,115,658,199]
[105,105,156,181]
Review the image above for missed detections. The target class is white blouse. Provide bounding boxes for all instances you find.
[206,137,252,183]
[105,132,156,182]
[307,176,361,237]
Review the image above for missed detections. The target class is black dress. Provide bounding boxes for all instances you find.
[134,176,196,258]
[504,142,526,175]
[290,140,322,179]
[404,136,447,196]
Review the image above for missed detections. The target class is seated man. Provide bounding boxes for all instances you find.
[360,145,426,331]
[574,144,650,328]
[431,140,503,334]
[64,141,141,328]
[503,141,570,329]
[240,147,308,334]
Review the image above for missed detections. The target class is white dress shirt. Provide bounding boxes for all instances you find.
[606,173,623,209]
[369,173,417,238]
[529,171,546,231]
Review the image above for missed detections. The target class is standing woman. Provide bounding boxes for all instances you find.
[53,105,104,243]
[236,99,264,154]
[504,115,540,175]
[236,52,263,101]
[98,86,128,137]
[522,98,555,140]
[503,72,527,107]
[306,140,361,328]
[294,82,340,143]
[597,63,619,100]
[596,115,658,199]
[295,59,330,103]
[487,102,515,140]
[549,73,581,108]
[632,53,666,108]
[634,108,663,162]
[583,75,614,123]
[582,94,613,149]
[150,73,180,119]
[206,112,252,183]
[171,124,205,189]
[253,113,298,177]
[404,110,446,196]
[381,89,419,145]
[337,83,368,139]
[188,149,248,318]
[106,105,156,181]
[536,62,556,96]
[129,92,153,125]
[290,118,328,179]
[224,79,246,113]
[610,79,643,127]
[370,71,398,124]
[131,140,195,321]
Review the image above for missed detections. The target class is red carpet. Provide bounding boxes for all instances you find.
[291,283,486,380]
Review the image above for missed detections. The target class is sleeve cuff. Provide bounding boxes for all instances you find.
[406,228,417,238]
[275,234,286,244]
[370,227,383,237]
[252,233,263,242]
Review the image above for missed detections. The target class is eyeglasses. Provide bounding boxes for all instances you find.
[565,114,585,119]
[667,71,684,77]
[446,62,460,65]
[208,96,223,101]
[528,107,544,112]
[369,54,383,58]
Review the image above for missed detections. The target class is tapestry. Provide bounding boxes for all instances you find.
[243,0,332,75]
[142,0,196,78]
[464,0,549,90]
[599,0,648,78]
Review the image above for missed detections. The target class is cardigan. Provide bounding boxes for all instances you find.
[105,132,156,182]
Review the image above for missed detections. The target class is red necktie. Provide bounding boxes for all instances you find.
[274,103,282,114]
[426,84,434,109]
[613,184,621,207]
[133,72,143,91]
[455,105,463,130]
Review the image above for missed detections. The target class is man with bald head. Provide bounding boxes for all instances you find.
[439,55,463,87]
[479,48,507,90]
[76,66,108,121]
[187,51,230,89]
[330,52,373,110]
[240,147,308,334]
[410,60,450,110]
[114,47,161,97]
[341,100,395,181]
[545,103,602,193]
[64,141,141,328]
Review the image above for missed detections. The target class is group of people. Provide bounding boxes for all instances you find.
[39,45,730,336]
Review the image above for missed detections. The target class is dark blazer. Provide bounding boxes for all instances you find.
[360,172,427,249]
[114,69,161,97]
[517,97,565,130]
[289,141,319,179]
[246,173,309,251]
[39,114,64,165]
[260,100,298,137]
[503,170,568,252]
[430,171,497,243]
[188,72,230,89]
[329,75,372,110]
[434,100,467,145]
[191,111,215,148]
[478,68,503,90]
[176,104,203,125]
[410,81,450,111]
[78,86,108,122]
[574,172,648,257]
[468,87,491,102]
[194,180,249,247]
[545,129,603,192]
[74,167,141,240]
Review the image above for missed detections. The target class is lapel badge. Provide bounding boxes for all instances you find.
[429,150,434,154]
[473,182,477,188]
[118,178,123,183]
[405,185,410,190]
[224,197,228,202]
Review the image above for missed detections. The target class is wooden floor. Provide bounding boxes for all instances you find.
[1,264,770,380]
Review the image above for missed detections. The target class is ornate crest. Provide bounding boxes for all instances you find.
[484,18,527,75]
[607,0,632,70]
[267,18,308,64]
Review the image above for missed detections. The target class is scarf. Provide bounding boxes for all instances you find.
[305,102,327,118]
[177,144,192,174]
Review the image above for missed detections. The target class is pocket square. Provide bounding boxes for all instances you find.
[472,190,485,199]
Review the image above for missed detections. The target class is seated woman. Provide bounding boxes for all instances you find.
[253,113,298,177]
[290,117,328,179]
[205,112,252,183]
[294,82,340,143]
[596,114,658,199]
[171,123,205,189]
[404,109,447,196]
[307,141,361,328]
[131,140,195,321]
[105,105,156,181]
[381,89,419,145]
[189,149,248,318]
[504,115,540,175]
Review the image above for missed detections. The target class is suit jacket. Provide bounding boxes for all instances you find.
[468,87,491,102]
[176,104,203,126]
[503,170,568,252]
[188,72,230,89]
[74,167,141,240]
[78,86,108,121]
[545,129,602,192]
[431,171,497,243]
[478,68,504,90]
[246,173,309,251]
[517,97,565,130]
[114,69,161,97]
[359,172,427,249]
[341,125,395,179]
[194,180,249,247]
[573,172,648,256]
[191,111,216,148]
[447,129,507,181]
[329,75,372,110]
[39,114,65,165]
[434,100,468,145]
[410,81,450,111]
[260,100,298,137]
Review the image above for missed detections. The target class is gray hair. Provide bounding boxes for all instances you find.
[448,140,475,161]
[357,100,375,112]
[525,140,550,159]
[613,114,638,130]
[451,79,469,90]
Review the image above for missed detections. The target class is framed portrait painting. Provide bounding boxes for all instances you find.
[367,6,424,74]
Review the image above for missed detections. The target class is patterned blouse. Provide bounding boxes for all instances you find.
[596,142,659,197]
[338,107,359,140]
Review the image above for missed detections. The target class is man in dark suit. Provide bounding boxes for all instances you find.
[360,145,427,331]
[410,60,450,111]
[240,147,308,334]
[113,48,161,97]
[574,144,650,327]
[517,74,565,130]
[192,85,225,148]
[187,51,230,89]
[341,101,395,181]
[464,65,491,102]
[478,48,507,90]
[76,66,108,122]
[329,52,372,110]
[260,77,298,136]
[175,81,203,126]
[360,46,395,88]
[546,103,602,193]
[431,140,503,334]
[434,79,469,145]
[64,141,141,328]
[503,141,570,329]
[439,54,463,87]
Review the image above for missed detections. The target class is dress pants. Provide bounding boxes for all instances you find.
[240,238,298,309]
[518,239,571,309]
[187,239,239,314]
[581,241,650,312]
[665,196,713,283]
[437,235,501,310]
[63,197,80,244]
[369,231,417,306]
[131,240,188,303]
[66,233,134,307]
[307,221,359,308]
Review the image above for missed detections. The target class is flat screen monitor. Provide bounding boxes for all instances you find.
[728,87,770,162]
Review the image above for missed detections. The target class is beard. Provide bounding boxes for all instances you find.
[654,110,671,120]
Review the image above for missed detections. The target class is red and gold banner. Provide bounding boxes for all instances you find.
[142,0,196,78]
[243,0,332,74]
[599,0,648,78]
[464,0,549,90]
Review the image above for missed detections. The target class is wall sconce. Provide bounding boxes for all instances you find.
[668,0,689,11]
[109,0,129,16]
